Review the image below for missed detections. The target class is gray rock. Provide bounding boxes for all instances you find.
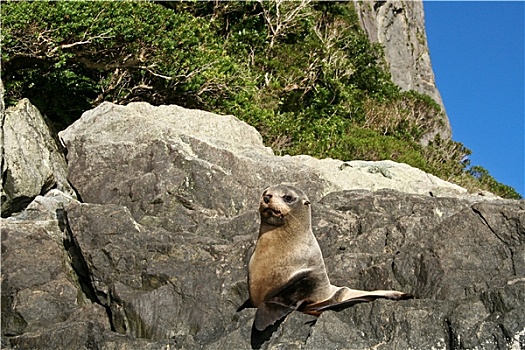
[57,189,523,350]
[313,191,524,349]
[2,102,524,349]
[58,102,469,231]
[1,99,74,217]
[63,201,246,345]
[1,190,110,347]
[355,0,452,144]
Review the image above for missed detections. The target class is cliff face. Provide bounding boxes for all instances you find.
[354,0,452,143]
[2,101,523,350]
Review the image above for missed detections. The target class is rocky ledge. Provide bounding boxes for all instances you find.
[1,101,524,349]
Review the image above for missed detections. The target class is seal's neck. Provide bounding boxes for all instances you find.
[258,217,311,240]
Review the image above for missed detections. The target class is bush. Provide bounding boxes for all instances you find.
[466,166,521,199]
[2,1,250,127]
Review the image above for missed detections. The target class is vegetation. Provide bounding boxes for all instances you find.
[1,0,520,199]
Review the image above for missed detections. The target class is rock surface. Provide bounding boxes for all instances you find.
[1,98,74,217]
[355,0,452,144]
[2,102,524,350]
[1,190,111,349]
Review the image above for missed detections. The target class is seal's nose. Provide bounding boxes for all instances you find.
[263,194,272,204]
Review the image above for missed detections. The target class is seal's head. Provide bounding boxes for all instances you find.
[259,184,311,227]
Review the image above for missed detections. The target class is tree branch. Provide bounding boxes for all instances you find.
[49,31,113,54]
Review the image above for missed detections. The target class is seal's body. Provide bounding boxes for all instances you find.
[240,184,411,331]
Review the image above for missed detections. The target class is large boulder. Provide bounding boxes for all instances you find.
[1,99,74,217]
[57,102,465,230]
[2,102,524,349]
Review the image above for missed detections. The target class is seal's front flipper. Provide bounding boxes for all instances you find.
[250,315,285,350]
[252,269,316,331]
[254,301,294,331]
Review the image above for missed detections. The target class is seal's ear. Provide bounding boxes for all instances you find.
[303,200,310,205]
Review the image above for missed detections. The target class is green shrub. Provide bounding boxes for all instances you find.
[2,1,250,127]
[466,166,521,199]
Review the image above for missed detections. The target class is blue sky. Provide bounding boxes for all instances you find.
[423,1,524,197]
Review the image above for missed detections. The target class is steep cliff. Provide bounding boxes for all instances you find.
[2,102,523,350]
[355,0,452,143]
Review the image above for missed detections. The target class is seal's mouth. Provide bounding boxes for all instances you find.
[262,207,281,216]
[260,206,285,226]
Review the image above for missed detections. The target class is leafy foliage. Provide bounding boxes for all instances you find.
[1,0,520,199]
[2,1,244,123]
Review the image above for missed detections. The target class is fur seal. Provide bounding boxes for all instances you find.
[238,184,412,332]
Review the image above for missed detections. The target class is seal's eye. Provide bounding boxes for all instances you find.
[282,195,295,203]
